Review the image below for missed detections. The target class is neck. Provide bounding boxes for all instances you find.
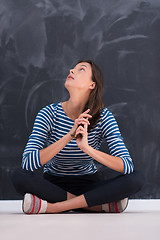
[64,96,89,120]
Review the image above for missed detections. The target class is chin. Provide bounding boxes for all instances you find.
[65,81,74,88]
[64,82,72,92]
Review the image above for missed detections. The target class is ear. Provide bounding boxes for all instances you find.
[89,82,96,90]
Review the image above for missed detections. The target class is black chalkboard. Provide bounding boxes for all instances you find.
[0,0,160,199]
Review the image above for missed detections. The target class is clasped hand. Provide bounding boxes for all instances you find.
[69,109,92,151]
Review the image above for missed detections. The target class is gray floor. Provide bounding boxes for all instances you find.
[0,200,160,240]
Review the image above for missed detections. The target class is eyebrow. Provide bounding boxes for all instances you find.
[80,64,87,68]
[74,64,87,69]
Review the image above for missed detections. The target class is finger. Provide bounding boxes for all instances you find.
[78,118,90,125]
[77,123,88,135]
[80,113,92,119]
[76,125,84,133]
[77,125,84,131]
[83,109,90,114]
[75,129,84,137]
[75,116,91,126]
[84,121,88,131]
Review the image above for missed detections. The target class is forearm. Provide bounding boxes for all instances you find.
[40,133,73,166]
[83,145,124,173]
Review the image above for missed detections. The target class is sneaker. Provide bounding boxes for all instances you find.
[102,198,128,213]
[22,193,47,214]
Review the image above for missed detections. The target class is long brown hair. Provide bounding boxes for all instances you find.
[76,59,104,132]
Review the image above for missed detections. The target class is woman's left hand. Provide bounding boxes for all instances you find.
[75,118,89,151]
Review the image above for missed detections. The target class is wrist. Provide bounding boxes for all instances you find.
[81,144,91,153]
[66,132,74,142]
[69,127,77,139]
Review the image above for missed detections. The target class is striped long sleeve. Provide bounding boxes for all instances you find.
[22,106,53,171]
[101,109,134,174]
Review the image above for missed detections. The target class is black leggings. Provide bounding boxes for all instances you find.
[11,168,145,207]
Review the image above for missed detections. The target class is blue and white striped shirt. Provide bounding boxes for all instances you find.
[22,102,134,176]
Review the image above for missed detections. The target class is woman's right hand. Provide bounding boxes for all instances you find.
[69,109,92,139]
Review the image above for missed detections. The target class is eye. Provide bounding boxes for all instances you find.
[80,68,85,71]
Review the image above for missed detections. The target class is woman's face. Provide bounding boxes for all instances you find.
[65,62,95,92]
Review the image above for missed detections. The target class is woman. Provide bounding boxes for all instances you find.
[12,59,144,214]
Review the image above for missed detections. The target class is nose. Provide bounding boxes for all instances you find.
[70,68,74,74]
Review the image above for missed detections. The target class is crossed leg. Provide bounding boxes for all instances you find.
[12,168,144,214]
[46,192,103,213]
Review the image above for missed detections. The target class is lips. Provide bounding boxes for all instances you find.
[67,75,74,80]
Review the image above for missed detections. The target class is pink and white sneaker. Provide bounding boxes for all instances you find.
[22,193,47,214]
[102,198,128,213]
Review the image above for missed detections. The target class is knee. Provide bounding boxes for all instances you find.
[11,168,33,193]
[127,170,145,193]
[133,170,145,190]
[11,168,23,188]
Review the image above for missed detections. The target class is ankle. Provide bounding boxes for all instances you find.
[83,205,103,213]
[67,192,76,200]
[46,202,60,213]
